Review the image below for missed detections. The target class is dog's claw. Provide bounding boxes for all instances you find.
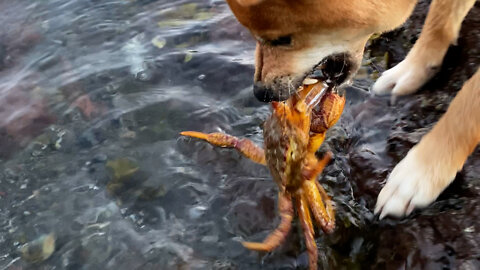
[406,203,415,216]
[379,210,386,220]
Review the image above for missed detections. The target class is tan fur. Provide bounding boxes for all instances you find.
[374,0,478,218]
[375,68,479,218]
[399,0,477,83]
[227,0,479,217]
[397,0,479,183]
[416,69,480,194]
[236,0,264,7]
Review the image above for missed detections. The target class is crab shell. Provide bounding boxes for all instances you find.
[262,86,345,193]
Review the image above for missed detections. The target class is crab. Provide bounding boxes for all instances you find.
[181,81,345,270]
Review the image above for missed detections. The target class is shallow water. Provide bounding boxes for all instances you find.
[0,0,479,269]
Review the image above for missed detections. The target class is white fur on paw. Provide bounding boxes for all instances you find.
[372,58,436,96]
[374,146,455,219]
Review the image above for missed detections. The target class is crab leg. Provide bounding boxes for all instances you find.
[302,151,332,184]
[180,131,266,165]
[242,193,293,251]
[301,153,335,233]
[316,181,335,226]
[303,178,335,233]
[307,133,326,154]
[295,194,317,270]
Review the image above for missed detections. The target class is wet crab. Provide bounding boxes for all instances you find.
[181,80,345,269]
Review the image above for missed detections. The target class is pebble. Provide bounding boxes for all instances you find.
[20,233,55,263]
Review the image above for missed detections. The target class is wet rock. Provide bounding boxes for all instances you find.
[106,157,142,197]
[106,158,140,182]
[0,89,56,158]
[92,153,108,163]
[70,94,105,119]
[341,1,480,268]
[0,43,6,70]
[80,231,113,265]
[105,156,166,205]
[212,259,236,270]
[20,233,56,263]
[151,36,166,49]
[157,3,215,28]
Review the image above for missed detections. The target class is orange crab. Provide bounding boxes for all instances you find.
[181,81,345,270]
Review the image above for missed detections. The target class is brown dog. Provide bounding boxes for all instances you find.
[225,0,480,218]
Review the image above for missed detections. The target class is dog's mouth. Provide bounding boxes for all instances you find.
[306,53,356,87]
[254,53,357,102]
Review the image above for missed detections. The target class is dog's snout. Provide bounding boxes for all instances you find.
[253,82,288,102]
[253,82,275,102]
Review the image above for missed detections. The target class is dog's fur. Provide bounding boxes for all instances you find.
[226,0,480,218]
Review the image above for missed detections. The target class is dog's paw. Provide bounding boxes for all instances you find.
[372,57,439,96]
[374,145,457,219]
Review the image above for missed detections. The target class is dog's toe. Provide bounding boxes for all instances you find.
[371,67,398,95]
[372,57,438,97]
[376,164,416,219]
[375,145,453,219]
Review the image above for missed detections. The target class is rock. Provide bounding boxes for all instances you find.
[106,158,139,182]
[20,233,56,263]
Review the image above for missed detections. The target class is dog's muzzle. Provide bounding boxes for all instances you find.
[253,81,291,102]
[253,53,357,103]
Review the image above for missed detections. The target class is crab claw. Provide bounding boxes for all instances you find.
[311,88,346,134]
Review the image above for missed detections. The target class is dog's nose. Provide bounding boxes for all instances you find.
[253,82,275,102]
[253,82,289,102]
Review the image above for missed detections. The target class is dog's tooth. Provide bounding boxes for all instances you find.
[303,78,318,85]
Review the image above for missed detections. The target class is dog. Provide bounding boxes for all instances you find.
[225,0,480,218]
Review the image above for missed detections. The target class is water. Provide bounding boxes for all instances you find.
[0,0,479,269]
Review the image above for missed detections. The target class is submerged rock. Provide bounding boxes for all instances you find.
[106,158,140,182]
[20,233,55,263]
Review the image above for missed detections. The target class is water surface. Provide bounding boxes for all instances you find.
[1,0,479,269]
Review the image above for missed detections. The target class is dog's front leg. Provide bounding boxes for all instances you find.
[375,69,480,218]
[372,0,476,96]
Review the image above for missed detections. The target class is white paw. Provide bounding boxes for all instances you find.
[372,58,438,96]
[374,146,456,219]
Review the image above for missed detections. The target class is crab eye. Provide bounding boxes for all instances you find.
[268,35,292,46]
